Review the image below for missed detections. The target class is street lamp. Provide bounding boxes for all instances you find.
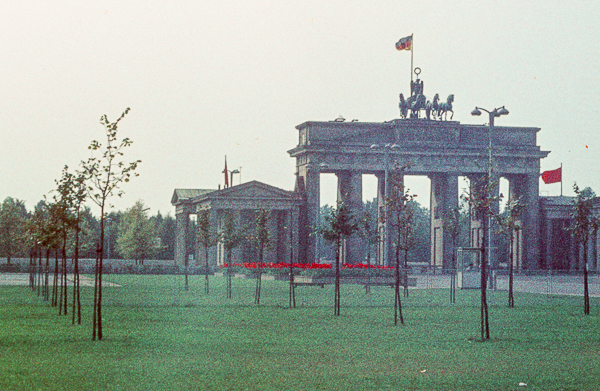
[370,143,400,266]
[471,106,509,280]
[230,169,240,186]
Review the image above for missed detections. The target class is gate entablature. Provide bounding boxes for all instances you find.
[290,119,548,176]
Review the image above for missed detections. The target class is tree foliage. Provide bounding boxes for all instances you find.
[0,197,29,263]
[116,200,156,265]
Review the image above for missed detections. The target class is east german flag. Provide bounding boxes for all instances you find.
[541,167,561,184]
[396,35,412,51]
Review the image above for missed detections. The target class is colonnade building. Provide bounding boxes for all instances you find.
[172,117,600,272]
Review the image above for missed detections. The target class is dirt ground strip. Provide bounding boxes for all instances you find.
[0,273,120,287]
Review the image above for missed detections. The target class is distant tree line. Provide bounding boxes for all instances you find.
[0,197,176,262]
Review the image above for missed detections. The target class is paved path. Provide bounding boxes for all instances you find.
[0,273,120,287]
[413,273,600,297]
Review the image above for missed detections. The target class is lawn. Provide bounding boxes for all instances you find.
[1,274,599,390]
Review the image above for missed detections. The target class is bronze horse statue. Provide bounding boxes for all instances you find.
[407,94,426,118]
[438,94,454,120]
[425,93,440,120]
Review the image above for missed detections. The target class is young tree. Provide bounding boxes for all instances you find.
[358,201,379,294]
[384,163,416,325]
[495,196,525,308]
[0,197,29,264]
[81,108,140,341]
[462,172,501,341]
[570,184,598,316]
[52,166,80,317]
[116,201,156,265]
[219,213,243,299]
[444,207,461,304]
[249,207,271,305]
[70,170,87,325]
[197,209,219,294]
[317,201,359,316]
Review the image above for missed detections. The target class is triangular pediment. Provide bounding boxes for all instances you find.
[206,180,297,200]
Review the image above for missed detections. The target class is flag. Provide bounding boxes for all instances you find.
[541,167,561,184]
[396,35,412,51]
[223,156,229,188]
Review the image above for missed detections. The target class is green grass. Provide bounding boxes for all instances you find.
[1,275,599,390]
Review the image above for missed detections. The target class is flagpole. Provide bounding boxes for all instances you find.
[410,33,414,82]
[560,162,563,196]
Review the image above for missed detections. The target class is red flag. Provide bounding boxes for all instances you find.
[223,156,229,188]
[396,35,412,51]
[541,167,561,184]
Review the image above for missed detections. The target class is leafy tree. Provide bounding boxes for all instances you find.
[219,213,243,299]
[569,184,598,315]
[462,172,502,341]
[197,209,219,294]
[0,197,29,263]
[384,163,415,325]
[156,212,177,260]
[116,201,156,265]
[81,108,140,341]
[495,196,525,308]
[317,201,359,316]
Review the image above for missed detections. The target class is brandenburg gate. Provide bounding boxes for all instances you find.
[288,117,549,269]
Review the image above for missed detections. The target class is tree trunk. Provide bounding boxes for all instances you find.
[403,248,409,298]
[365,250,371,294]
[72,219,81,325]
[334,239,341,316]
[52,251,59,307]
[583,239,590,315]
[480,215,490,341]
[226,249,232,299]
[204,245,210,295]
[44,249,50,301]
[254,246,264,305]
[184,254,189,292]
[394,242,404,326]
[508,233,515,308]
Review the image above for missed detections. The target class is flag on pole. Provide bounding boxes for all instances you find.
[223,156,229,188]
[395,35,412,51]
[541,167,561,184]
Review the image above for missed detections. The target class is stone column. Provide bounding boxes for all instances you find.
[290,205,300,264]
[298,165,320,262]
[376,173,386,265]
[508,174,541,270]
[429,173,459,270]
[175,211,190,267]
[467,175,483,250]
[336,170,363,264]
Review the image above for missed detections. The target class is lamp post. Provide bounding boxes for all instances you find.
[370,143,400,266]
[470,106,509,279]
[230,169,240,186]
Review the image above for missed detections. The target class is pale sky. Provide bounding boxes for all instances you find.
[1,1,598,215]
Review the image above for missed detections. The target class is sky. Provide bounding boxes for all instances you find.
[1,1,599,216]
